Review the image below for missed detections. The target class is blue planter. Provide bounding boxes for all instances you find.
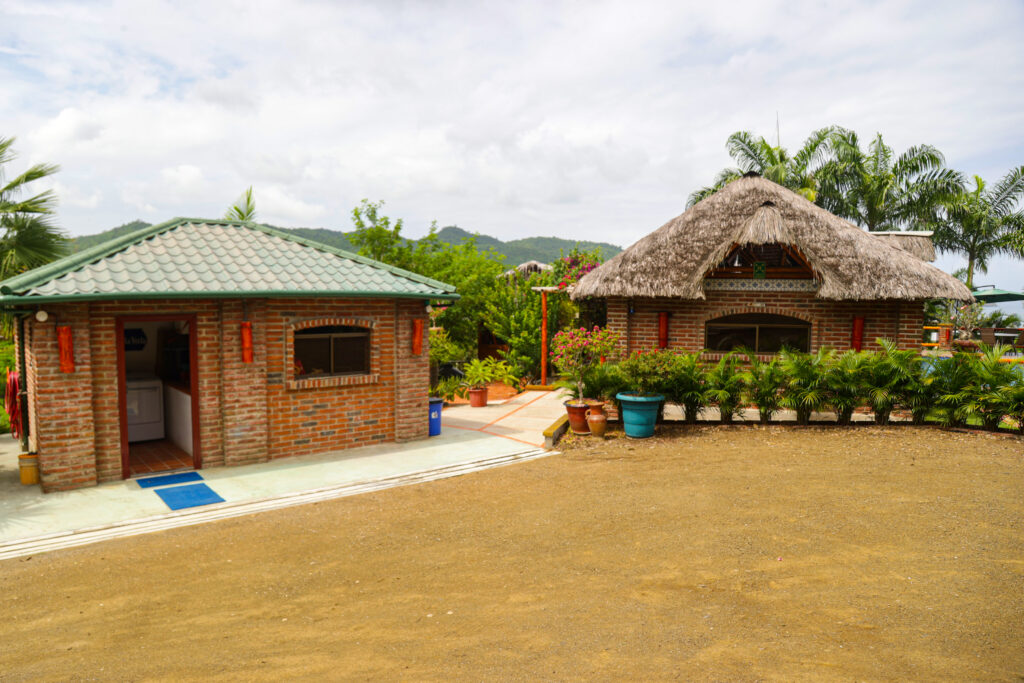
[616,392,664,438]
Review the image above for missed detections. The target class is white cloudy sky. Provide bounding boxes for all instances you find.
[2,0,1023,311]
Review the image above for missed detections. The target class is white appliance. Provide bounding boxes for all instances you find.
[125,374,165,442]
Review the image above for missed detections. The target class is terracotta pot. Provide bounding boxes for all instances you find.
[586,403,607,438]
[564,401,590,434]
[468,387,488,407]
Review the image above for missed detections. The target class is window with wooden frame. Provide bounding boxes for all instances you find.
[293,325,371,377]
[707,242,815,279]
[705,313,810,353]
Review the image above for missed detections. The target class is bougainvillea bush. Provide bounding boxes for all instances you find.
[552,247,603,290]
[551,326,620,401]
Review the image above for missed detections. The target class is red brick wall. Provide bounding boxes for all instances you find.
[26,304,98,491]
[24,296,431,492]
[607,292,925,356]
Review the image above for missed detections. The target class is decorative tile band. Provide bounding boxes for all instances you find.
[703,278,820,293]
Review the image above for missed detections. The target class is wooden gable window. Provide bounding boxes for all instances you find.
[707,242,815,279]
[706,313,810,353]
[294,325,370,377]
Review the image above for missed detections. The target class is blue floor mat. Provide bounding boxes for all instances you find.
[155,483,225,510]
[136,471,203,489]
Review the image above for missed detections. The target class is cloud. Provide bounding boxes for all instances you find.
[0,0,1020,303]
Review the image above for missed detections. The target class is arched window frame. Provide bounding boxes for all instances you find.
[704,312,812,354]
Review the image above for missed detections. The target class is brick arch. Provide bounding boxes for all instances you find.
[291,316,376,332]
[285,316,380,389]
[699,306,814,327]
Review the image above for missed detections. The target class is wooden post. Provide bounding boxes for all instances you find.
[541,290,548,385]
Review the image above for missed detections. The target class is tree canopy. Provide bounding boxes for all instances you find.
[0,136,68,281]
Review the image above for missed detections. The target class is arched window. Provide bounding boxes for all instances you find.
[705,313,810,353]
[294,325,370,377]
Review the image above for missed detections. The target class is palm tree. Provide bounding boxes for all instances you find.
[816,130,962,231]
[929,167,1024,288]
[688,127,836,206]
[224,186,256,221]
[0,136,68,281]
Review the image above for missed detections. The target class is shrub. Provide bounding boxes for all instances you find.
[861,339,918,425]
[430,376,462,402]
[825,350,868,425]
[742,353,784,424]
[618,349,677,397]
[705,352,745,424]
[932,353,976,427]
[955,344,1018,430]
[901,355,938,425]
[666,352,708,424]
[580,362,628,407]
[780,348,831,425]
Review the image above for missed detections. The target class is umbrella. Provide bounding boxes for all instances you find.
[970,286,1024,303]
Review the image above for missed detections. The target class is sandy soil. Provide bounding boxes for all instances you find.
[2,426,1022,681]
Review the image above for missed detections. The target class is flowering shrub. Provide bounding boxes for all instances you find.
[552,249,603,290]
[551,326,620,401]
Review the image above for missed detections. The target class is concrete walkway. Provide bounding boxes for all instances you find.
[0,390,566,560]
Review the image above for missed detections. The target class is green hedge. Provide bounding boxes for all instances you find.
[581,340,1024,433]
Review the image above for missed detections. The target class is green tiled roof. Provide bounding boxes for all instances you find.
[0,218,459,305]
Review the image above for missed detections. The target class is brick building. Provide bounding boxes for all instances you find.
[572,175,971,357]
[0,219,457,492]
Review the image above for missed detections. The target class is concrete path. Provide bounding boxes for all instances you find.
[0,390,567,560]
[441,389,568,447]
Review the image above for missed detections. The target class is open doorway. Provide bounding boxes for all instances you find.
[116,314,201,478]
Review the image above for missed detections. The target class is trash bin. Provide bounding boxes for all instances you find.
[428,397,444,436]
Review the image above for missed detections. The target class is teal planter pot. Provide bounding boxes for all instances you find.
[616,392,664,438]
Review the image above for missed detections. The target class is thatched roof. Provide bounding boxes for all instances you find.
[871,231,936,262]
[500,260,552,278]
[572,176,971,301]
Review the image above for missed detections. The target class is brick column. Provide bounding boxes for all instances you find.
[220,300,269,466]
[394,299,429,442]
[29,304,97,492]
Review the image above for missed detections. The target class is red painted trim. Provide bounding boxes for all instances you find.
[411,318,424,355]
[240,321,254,363]
[115,318,130,479]
[657,312,669,349]
[116,313,202,478]
[57,325,75,372]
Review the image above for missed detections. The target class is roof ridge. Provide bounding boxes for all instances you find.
[0,217,191,295]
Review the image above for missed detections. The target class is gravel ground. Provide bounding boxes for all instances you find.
[1,425,1022,681]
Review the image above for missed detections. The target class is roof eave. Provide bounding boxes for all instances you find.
[0,290,460,307]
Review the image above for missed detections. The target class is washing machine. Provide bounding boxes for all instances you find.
[125,374,165,442]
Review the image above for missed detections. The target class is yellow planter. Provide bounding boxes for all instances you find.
[18,454,39,486]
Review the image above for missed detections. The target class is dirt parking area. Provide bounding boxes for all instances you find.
[2,426,1022,681]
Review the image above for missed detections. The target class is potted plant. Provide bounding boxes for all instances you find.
[458,358,518,407]
[615,349,674,438]
[551,326,619,434]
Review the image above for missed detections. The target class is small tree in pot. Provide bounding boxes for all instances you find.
[551,326,619,433]
[458,358,518,407]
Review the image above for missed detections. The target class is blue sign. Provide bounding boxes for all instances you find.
[124,329,148,351]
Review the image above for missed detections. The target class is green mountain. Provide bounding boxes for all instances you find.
[433,226,621,263]
[72,221,621,264]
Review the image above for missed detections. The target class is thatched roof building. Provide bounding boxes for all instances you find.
[572,175,970,302]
